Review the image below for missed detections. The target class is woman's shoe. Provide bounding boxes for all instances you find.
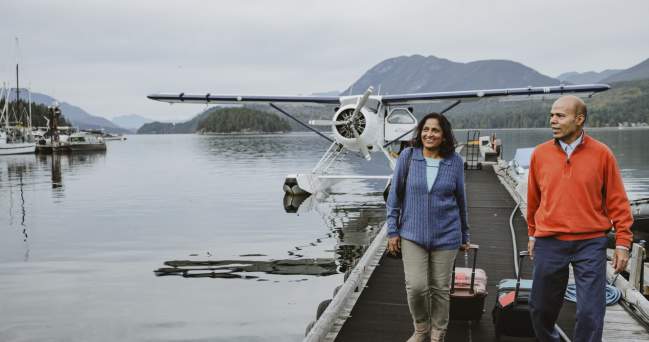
[406,322,429,342]
[430,328,446,342]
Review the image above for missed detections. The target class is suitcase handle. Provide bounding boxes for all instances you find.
[451,244,480,294]
[514,251,529,305]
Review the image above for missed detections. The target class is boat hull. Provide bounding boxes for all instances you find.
[69,143,107,152]
[36,142,106,153]
[0,142,36,155]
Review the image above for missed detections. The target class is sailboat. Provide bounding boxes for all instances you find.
[1,38,36,155]
[0,83,36,155]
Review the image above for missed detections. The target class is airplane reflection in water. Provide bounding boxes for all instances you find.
[154,191,386,280]
[284,192,386,274]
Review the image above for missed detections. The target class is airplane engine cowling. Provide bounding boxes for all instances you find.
[331,104,379,154]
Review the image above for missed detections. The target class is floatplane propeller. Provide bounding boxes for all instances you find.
[148,83,610,196]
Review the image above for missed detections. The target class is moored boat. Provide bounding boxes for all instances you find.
[0,86,36,155]
[68,131,106,151]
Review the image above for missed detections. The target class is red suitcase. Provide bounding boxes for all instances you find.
[449,244,488,321]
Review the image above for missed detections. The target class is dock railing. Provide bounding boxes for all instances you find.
[304,224,388,342]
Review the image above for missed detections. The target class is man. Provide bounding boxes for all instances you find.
[527,95,633,342]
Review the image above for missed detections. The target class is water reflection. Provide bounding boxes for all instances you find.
[1,151,105,258]
[283,191,386,273]
[1,156,33,229]
[155,258,337,279]
[155,191,386,281]
[1,155,35,260]
[194,133,332,162]
[34,151,106,197]
[51,153,62,189]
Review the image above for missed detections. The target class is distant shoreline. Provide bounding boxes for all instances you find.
[197,131,289,135]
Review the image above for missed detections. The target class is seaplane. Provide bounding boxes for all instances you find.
[148,83,611,196]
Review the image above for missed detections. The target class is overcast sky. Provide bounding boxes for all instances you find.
[2,0,649,122]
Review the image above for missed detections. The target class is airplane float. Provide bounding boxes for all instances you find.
[148,83,610,196]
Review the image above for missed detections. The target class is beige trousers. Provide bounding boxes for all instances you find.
[401,238,457,330]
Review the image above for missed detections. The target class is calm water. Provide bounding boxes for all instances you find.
[1,129,648,341]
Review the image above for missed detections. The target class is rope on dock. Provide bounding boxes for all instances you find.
[563,283,622,306]
[508,202,521,277]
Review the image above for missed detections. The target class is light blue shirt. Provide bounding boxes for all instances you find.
[425,157,441,191]
[558,130,584,158]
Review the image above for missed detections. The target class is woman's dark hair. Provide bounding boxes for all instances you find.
[412,112,456,158]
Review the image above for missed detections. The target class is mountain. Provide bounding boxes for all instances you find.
[602,58,649,83]
[7,89,129,133]
[111,114,154,131]
[557,70,622,84]
[342,55,560,95]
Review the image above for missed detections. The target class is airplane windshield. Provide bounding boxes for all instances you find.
[387,109,415,124]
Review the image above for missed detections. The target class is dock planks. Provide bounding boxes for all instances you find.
[334,166,648,341]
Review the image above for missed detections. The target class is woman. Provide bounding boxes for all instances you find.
[386,112,470,342]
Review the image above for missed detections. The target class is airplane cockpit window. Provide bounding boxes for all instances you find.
[387,108,416,124]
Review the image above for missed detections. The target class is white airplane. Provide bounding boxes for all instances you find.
[148,83,610,195]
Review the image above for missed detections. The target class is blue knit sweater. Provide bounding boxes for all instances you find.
[386,147,470,250]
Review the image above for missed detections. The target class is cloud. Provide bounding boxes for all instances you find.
[1,0,649,121]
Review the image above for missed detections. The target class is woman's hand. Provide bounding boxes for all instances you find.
[459,242,471,251]
[388,236,401,256]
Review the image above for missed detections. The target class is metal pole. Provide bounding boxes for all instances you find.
[269,103,334,144]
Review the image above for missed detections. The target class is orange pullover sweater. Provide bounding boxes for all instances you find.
[527,133,633,248]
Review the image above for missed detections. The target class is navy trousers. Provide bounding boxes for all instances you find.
[530,236,608,342]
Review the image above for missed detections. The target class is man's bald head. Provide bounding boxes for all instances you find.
[552,95,587,126]
[549,95,588,143]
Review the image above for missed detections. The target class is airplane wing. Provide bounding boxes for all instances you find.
[379,84,611,104]
[148,84,610,105]
[147,93,340,104]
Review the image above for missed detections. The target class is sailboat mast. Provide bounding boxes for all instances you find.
[16,64,19,104]
[15,37,21,124]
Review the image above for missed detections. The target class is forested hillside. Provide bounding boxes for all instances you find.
[197,108,291,133]
[138,107,291,134]
[430,79,649,129]
[1,100,71,127]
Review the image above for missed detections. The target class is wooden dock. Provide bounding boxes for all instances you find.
[332,166,649,341]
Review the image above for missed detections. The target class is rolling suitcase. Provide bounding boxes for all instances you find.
[491,251,535,339]
[449,244,488,321]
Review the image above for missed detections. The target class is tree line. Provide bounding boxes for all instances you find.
[197,108,291,133]
[421,79,649,129]
[138,107,292,134]
[0,100,70,127]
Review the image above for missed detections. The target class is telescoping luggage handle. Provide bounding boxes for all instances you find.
[514,251,529,305]
[451,244,480,295]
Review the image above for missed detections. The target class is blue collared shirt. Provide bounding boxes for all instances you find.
[558,130,584,158]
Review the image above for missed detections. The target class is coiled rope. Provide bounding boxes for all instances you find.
[564,274,622,305]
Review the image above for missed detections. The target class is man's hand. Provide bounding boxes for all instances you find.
[388,236,401,256]
[612,248,630,274]
[460,242,471,251]
[528,239,535,261]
